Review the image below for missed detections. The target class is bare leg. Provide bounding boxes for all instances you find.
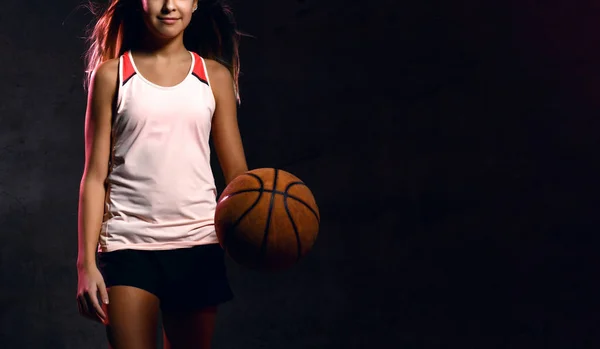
[162,306,218,349]
[105,286,160,349]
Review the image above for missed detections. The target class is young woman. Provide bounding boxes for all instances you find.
[75,0,248,348]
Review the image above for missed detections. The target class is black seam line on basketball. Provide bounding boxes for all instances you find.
[242,172,264,187]
[245,172,264,186]
[283,181,320,222]
[285,195,320,223]
[220,173,265,201]
[228,175,265,231]
[223,188,320,223]
[224,176,265,251]
[259,168,279,262]
[283,193,302,262]
[226,179,305,197]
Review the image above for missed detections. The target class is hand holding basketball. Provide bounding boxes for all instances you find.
[215,168,320,271]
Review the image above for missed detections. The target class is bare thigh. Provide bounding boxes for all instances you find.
[105,286,160,349]
[162,306,218,349]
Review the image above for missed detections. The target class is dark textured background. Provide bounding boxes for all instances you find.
[0,0,595,348]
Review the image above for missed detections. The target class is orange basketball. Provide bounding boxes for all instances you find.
[214,168,320,271]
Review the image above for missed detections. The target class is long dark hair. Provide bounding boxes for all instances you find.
[83,0,242,100]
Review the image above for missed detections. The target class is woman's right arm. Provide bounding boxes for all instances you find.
[76,59,118,323]
[77,59,118,270]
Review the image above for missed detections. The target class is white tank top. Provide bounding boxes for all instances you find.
[99,50,220,252]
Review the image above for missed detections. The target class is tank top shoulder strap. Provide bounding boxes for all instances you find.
[114,51,136,115]
[119,51,137,86]
[191,52,210,87]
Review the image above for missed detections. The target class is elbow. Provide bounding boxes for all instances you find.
[80,169,108,191]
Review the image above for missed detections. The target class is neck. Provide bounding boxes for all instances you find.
[136,33,187,57]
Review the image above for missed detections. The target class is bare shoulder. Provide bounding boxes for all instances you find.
[91,58,119,93]
[204,58,233,84]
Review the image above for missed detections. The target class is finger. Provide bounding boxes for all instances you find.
[78,295,96,321]
[77,295,89,316]
[100,302,110,326]
[86,290,107,321]
[76,296,84,315]
[98,281,110,306]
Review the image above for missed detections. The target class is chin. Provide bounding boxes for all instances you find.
[158,30,184,39]
[146,20,186,40]
[150,28,184,40]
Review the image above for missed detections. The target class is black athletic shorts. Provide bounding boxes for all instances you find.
[97,243,234,312]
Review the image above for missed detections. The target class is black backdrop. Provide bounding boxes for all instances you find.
[0,1,595,348]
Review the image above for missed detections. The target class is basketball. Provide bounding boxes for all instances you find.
[214,168,320,271]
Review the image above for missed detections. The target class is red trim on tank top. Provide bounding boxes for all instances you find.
[191,53,209,86]
[121,52,136,86]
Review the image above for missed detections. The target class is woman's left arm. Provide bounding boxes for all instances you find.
[208,60,249,185]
